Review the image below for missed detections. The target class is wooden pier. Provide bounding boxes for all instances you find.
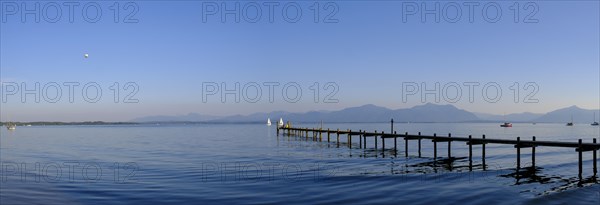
[277,121,600,181]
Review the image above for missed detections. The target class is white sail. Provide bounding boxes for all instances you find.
[278,118,284,127]
[267,118,272,126]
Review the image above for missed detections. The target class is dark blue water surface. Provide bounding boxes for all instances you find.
[1,123,599,204]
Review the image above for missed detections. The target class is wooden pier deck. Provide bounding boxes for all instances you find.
[277,122,599,181]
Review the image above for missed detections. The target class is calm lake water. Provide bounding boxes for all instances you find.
[1,123,599,204]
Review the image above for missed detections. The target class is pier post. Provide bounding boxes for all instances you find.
[448,133,452,158]
[349,130,352,149]
[594,138,597,177]
[418,132,422,157]
[382,131,385,151]
[337,129,340,148]
[277,127,279,136]
[327,129,330,142]
[578,139,583,180]
[517,137,521,170]
[433,133,437,159]
[482,134,486,170]
[363,131,367,149]
[391,118,394,133]
[405,132,409,157]
[532,136,536,168]
[375,130,378,152]
[359,130,363,149]
[468,135,473,171]
[394,131,398,157]
[319,128,322,141]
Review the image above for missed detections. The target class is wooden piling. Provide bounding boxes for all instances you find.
[468,135,473,171]
[327,129,330,142]
[433,133,437,159]
[594,138,597,177]
[405,132,409,157]
[382,131,385,151]
[337,129,340,148]
[394,131,398,157]
[578,139,583,180]
[532,136,536,168]
[359,130,363,149]
[319,128,322,141]
[418,132,422,157]
[363,131,367,149]
[448,133,452,158]
[349,130,352,149]
[482,134,486,170]
[517,137,521,170]
[375,130,378,151]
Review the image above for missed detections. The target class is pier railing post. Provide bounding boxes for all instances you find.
[327,129,330,142]
[532,136,536,168]
[319,128,322,141]
[418,132,422,157]
[405,132,409,157]
[594,138,598,177]
[349,130,352,149]
[517,137,521,170]
[578,139,583,180]
[336,129,340,148]
[468,135,473,171]
[363,131,366,149]
[482,134,486,170]
[391,118,394,133]
[433,133,437,160]
[382,131,385,151]
[448,133,452,158]
[375,130,378,152]
[359,130,363,149]
[394,131,398,157]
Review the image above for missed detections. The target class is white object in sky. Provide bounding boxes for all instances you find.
[267,118,271,126]
[278,118,284,127]
[84,54,89,58]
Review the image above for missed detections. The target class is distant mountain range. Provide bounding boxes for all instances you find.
[132,103,600,123]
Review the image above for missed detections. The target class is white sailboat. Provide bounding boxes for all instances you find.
[566,115,574,126]
[592,113,599,126]
[6,122,16,130]
[278,118,284,127]
[267,118,272,126]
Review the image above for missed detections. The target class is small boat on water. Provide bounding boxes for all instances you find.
[278,118,284,127]
[6,122,16,130]
[500,122,512,127]
[592,113,599,126]
[567,115,574,126]
[267,118,272,126]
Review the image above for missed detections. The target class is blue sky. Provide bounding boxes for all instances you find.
[1,1,599,121]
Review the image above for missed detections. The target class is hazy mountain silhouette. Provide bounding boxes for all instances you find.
[133,103,478,123]
[534,106,600,123]
[132,104,600,123]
